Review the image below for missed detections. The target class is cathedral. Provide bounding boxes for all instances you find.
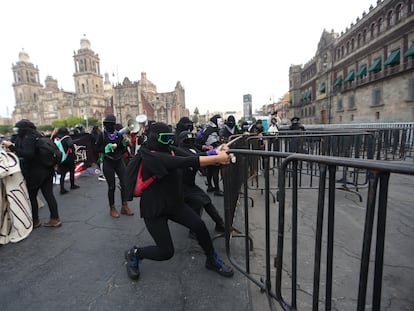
[11,36,189,127]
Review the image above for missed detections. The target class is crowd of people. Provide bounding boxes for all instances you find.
[0,112,304,281]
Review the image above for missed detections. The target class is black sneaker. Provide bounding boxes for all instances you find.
[205,253,234,277]
[60,189,68,195]
[206,187,215,192]
[125,247,140,280]
[70,184,80,190]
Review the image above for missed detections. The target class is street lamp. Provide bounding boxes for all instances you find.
[113,72,122,124]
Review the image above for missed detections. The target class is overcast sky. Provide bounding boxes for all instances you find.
[0,0,376,119]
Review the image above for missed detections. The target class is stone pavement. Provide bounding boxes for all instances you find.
[0,169,251,311]
[1,165,413,311]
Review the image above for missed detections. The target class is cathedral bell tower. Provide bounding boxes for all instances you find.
[73,35,105,122]
[11,50,43,125]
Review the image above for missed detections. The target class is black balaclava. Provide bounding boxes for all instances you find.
[146,122,172,152]
[177,131,195,149]
[226,115,236,128]
[176,117,194,135]
[210,114,221,126]
[56,126,69,138]
[15,119,36,138]
[103,114,116,133]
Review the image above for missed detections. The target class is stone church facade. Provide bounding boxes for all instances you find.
[289,0,414,124]
[11,37,188,127]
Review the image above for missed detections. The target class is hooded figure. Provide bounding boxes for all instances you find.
[95,114,134,218]
[219,115,239,143]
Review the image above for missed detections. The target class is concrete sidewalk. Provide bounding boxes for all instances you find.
[0,170,252,311]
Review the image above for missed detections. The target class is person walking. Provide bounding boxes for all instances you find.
[2,119,61,228]
[124,122,234,280]
[53,127,80,194]
[95,114,134,218]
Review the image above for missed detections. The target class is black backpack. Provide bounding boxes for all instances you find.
[35,135,63,167]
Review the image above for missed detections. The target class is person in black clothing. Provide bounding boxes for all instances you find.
[201,114,224,196]
[174,129,225,235]
[2,119,61,228]
[95,114,134,218]
[219,115,240,143]
[124,122,233,280]
[53,127,80,194]
[289,116,305,131]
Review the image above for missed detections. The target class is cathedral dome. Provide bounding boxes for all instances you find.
[80,36,91,50]
[18,49,30,62]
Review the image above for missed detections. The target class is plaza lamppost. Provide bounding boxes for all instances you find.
[113,71,122,124]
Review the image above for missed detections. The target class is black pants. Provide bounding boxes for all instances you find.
[28,173,59,221]
[138,204,214,261]
[103,158,126,206]
[206,165,220,190]
[58,162,76,190]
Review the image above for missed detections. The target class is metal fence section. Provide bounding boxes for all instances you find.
[222,149,414,311]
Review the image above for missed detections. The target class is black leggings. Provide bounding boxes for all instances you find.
[59,162,75,190]
[206,165,220,190]
[28,174,59,221]
[103,158,126,206]
[138,205,215,261]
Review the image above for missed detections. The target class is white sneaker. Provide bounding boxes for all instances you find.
[98,176,106,181]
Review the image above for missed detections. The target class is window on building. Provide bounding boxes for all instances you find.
[387,11,394,27]
[337,98,343,111]
[82,84,86,93]
[351,38,355,50]
[396,3,404,21]
[348,95,355,110]
[357,33,362,47]
[363,29,367,42]
[377,18,383,34]
[375,112,380,120]
[370,23,375,38]
[408,78,414,101]
[350,114,354,121]
[346,41,350,54]
[341,46,345,56]
[411,0,414,13]
[339,115,343,122]
[372,88,382,106]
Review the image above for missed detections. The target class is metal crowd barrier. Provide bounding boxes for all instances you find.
[222,149,414,311]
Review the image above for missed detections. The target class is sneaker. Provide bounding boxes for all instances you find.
[43,218,62,227]
[70,184,80,190]
[60,189,68,195]
[33,219,41,229]
[205,253,234,277]
[125,248,140,280]
[98,176,106,181]
[206,187,214,192]
[214,190,224,196]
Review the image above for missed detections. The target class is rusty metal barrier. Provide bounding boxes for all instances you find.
[222,149,414,311]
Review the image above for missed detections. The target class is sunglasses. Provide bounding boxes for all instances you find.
[158,132,175,145]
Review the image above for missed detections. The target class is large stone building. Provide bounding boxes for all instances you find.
[289,0,414,124]
[11,36,188,127]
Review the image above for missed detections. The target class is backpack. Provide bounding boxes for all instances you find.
[35,135,63,167]
[54,135,71,163]
[124,151,156,200]
[133,161,156,197]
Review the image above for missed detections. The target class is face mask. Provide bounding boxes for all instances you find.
[271,120,276,125]
[105,124,115,133]
[227,121,235,128]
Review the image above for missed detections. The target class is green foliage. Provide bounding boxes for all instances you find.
[66,116,84,128]
[192,114,199,124]
[0,125,13,136]
[52,119,67,128]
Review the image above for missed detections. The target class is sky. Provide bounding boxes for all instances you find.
[0,0,377,118]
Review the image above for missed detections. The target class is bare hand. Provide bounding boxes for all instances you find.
[216,150,231,165]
